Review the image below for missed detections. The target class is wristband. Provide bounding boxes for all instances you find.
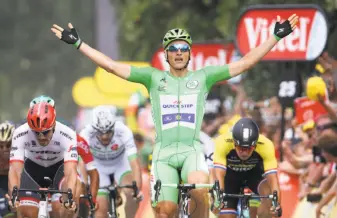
[274,34,281,41]
[74,40,83,49]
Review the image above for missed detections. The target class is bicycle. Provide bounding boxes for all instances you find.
[153,179,220,218]
[221,190,281,218]
[10,177,74,218]
[99,181,139,218]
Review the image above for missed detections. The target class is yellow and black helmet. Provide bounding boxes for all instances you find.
[0,121,15,142]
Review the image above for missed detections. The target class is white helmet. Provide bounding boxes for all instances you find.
[91,105,117,133]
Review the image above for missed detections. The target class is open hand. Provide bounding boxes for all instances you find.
[51,23,82,48]
[274,14,299,40]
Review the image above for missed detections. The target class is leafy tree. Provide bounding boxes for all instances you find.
[0,0,96,121]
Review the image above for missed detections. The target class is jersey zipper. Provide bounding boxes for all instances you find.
[177,78,181,144]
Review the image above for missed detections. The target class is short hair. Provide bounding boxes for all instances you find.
[317,131,337,150]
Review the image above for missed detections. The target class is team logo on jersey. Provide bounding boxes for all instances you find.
[186,80,199,89]
[111,144,119,150]
[13,131,28,140]
[60,131,73,141]
[205,152,213,161]
[158,77,167,91]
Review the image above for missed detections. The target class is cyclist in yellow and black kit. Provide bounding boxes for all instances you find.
[213,118,281,218]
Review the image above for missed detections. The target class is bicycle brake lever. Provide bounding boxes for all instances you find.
[132,181,138,198]
[272,191,282,217]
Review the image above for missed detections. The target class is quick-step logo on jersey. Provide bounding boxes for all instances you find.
[160,94,197,130]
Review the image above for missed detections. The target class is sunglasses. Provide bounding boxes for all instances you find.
[33,129,53,137]
[235,145,255,153]
[96,129,114,136]
[166,44,190,52]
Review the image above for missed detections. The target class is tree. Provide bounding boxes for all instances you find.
[0,0,96,121]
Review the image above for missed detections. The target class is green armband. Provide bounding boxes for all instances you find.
[274,34,281,41]
[74,39,83,49]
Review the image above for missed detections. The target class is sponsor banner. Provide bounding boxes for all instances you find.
[278,170,300,218]
[294,96,328,124]
[235,4,328,61]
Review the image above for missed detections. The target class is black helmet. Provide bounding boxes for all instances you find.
[232,118,259,147]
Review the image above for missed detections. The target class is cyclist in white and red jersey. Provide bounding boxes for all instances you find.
[8,102,79,218]
[80,105,143,218]
[28,95,100,215]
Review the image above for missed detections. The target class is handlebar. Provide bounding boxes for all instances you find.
[100,180,139,199]
[222,192,274,199]
[220,190,281,217]
[210,180,221,209]
[152,179,215,207]
[80,185,95,212]
[272,191,281,217]
[11,186,74,208]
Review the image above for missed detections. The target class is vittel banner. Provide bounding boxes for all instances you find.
[235,4,328,61]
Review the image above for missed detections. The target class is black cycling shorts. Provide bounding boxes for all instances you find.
[220,167,267,215]
[19,159,64,205]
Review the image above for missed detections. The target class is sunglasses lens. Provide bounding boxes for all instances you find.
[167,44,190,52]
[167,45,178,52]
[34,130,50,136]
[180,45,190,52]
[97,130,113,136]
[236,146,254,152]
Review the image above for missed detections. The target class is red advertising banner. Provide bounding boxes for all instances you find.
[278,170,300,218]
[294,96,328,124]
[235,5,328,61]
[151,43,235,71]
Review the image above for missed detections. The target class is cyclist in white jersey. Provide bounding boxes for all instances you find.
[8,102,79,218]
[28,95,100,216]
[80,105,143,218]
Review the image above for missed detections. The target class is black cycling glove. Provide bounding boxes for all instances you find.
[274,20,293,41]
[60,27,82,49]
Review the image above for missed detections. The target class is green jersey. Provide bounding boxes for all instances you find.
[128,65,231,203]
[127,65,230,146]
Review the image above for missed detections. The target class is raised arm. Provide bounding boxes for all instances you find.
[228,14,298,78]
[51,23,131,79]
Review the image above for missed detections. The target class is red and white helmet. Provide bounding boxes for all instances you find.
[27,102,56,132]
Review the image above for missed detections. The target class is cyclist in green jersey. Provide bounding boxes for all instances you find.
[51,14,298,218]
